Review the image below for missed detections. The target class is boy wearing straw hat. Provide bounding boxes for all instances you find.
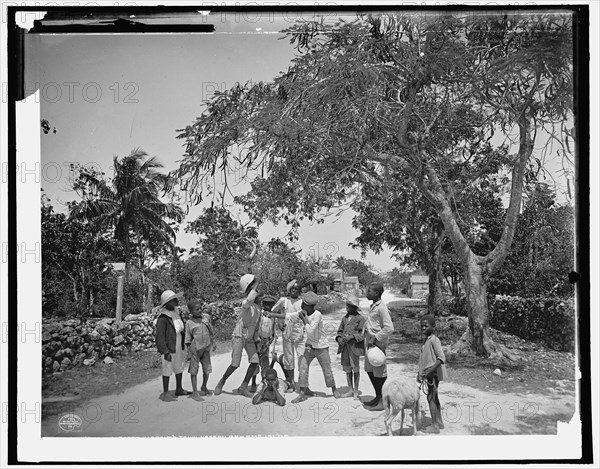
[336,294,366,400]
[155,290,190,401]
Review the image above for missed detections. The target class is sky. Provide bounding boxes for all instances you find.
[29,11,404,272]
[29,10,574,273]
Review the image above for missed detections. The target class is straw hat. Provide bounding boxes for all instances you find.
[159,290,183,308]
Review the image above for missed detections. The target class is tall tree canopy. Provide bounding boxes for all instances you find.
[172,12,574,359]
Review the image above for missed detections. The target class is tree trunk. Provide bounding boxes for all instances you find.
[426,264,444,316]
[464,260,489,355]
[450,256,521,362]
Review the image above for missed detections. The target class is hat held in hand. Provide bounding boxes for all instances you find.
[240,274,256,294]
[366,346,386,367]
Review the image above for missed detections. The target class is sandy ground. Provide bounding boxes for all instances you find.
[41,292,576,437]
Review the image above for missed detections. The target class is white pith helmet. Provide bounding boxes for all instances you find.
[240,274,256,293]
[366,346,386,367]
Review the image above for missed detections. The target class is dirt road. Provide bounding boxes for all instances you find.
[41,292,576,437]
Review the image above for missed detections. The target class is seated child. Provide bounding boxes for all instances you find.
[417,314,447,433]
[252,367,287,407]
[185,300,217,401]
[251,295,277,392]
[335,294,366,400]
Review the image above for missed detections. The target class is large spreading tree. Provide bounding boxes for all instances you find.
[172,12,574,359]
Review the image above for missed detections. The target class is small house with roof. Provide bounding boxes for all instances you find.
[408,275,429,298]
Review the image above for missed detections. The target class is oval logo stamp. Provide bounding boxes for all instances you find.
[58,413,83,432]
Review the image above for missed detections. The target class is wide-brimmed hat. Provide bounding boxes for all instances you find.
[345,294,360,307]
[240,274,256,293]
[159,290,183,308]
[286,279,299,292]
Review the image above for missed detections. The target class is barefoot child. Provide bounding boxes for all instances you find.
[418,314,447,433]
[250,295,277,392]
[336,294,366,400]
[271,280,304,391]
[214,274,261,398]
[252,367,287,407]
[271,291,352,403]
[185,300,217,401]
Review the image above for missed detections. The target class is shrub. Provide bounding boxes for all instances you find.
[442,295,575,352]
[441,295,468,317]
[489,295,575,352]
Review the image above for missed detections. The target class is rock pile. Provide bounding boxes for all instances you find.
[42,313,156,374]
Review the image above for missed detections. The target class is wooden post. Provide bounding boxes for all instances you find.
[145,281,152,314]
[116,275,124,323]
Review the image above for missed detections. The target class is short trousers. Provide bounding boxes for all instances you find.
[231,336,259,367]
[188,346,212,375]
[341,345,360,372]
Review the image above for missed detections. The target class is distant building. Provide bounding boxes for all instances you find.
[319,269,361,295]
[409,275,429,298]
[342,275,360,295]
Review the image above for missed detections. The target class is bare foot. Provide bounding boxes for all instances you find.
[189,391,204,402]
[304,388,315,397]
[421,425,440,434]
[159,392,177,402]
[365,401,384,411]
[200,387,213,396]
[292,393,308,404]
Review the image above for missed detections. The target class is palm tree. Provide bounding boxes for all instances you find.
[69,148,184,281]
[332,256,347,272]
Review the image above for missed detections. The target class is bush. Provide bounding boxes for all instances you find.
[489,295,575,352]
[442,295,575,352]
[441,295,468,317]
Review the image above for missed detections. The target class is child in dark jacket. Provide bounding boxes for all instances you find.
[155,290,190,402]
[336,294,366,400]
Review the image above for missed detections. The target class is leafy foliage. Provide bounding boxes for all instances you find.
[170,12,574,355]
[443,294,575,352]
[69,149,184,278]
[185,206,259,297]
[42,191,120,317]
[489,184,574,298]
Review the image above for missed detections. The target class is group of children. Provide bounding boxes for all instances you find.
[154,276,447,433]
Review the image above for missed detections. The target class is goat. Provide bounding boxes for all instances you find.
[382,376,420,436]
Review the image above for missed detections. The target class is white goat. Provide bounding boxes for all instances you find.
[382,376,420,436]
